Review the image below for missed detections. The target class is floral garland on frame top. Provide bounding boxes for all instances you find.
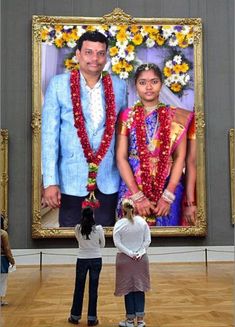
[70,69,116,208]
[41,24,194,80]
[134,102,172,203]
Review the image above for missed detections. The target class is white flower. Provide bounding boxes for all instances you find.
[165,60,174,68]
[146,38,155,48]
[111,56,120,65]
[162,26,174,39]
[76,26,86,37]
[184,74,190,83]
[116,40,128,48]
[171,74,180,83]
[118,48,126,59]
[140,27,148,37]
[126,52,135,61]
[181,25,190,35]
[168,37,178,47]
[55,32,63,38]
[120,71,129,79]
[173,55,182,64]
[109,25,118,37]
[63,25,74,30]
[97,26,107,36]
[188,37,194,44]
[178,75,186,86]
[67,40,77,48]
[72,56,79,63]
[164,78,171,87]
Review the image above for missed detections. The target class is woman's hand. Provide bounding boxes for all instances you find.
[154,197,171,216]
[182,205,197,225]
[134,197,155,217]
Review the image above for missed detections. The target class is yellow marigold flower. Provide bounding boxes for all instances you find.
[130,25,140,34]
[176,32,185,43]
[55,25,63,32]
[116,30,128,42]
[181,62,189,73]
[173,64,183,74]
[101,24,109,31]
[86,25,96,32]
[70,29,78,40]
[41,29,49,41]
[117,25,128,32]
[112,63,122,74]
[132,33,143,45]
[143,25,154,34]
[171,83,182,92]
[163,67,172,77]
[62,32,71,42]
[149,31,158,40]
[125,63,133,73]
[64,59,73,68]
[178,40,189,48]
[55,38,64,48]
[127,44,135,52]
[156,34,165,46]
[109,46,119,57]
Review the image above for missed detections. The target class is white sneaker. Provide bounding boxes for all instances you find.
[137,321,146,327]
[119,320,135,327]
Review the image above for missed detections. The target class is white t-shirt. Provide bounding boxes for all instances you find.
[113,215,151,258]
[75,224,105,259]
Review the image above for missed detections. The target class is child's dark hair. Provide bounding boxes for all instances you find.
[76,31,109,51]
[134,63,163,84]
[80,207,96,239]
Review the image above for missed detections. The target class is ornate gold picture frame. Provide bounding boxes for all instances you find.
[32,8,206,238]
[0,129,9,229]
[229,128,235,224]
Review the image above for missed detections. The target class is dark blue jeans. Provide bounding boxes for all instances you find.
[70,258,102,321]
[124,291,145,319]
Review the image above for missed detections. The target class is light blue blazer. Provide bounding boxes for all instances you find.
[42,72,127,196]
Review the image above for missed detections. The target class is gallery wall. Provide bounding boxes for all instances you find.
[1,0,234,248]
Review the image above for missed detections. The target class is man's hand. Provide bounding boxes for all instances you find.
[43,185,61,209]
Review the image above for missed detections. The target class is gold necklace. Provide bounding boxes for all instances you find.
[144,103,160,113]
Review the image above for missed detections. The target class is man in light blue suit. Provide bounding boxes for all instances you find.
[42,31,127,227]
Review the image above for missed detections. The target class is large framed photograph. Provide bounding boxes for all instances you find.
[0,129,9,229]
[32,8,206,238]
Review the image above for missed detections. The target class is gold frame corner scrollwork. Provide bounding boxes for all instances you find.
[0,129,9,229]
[229,128,235,224]
[32,8,206,238]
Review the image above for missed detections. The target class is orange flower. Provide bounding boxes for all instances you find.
[109,46,119,57]
[156,34,165,46]
[86,25,96,32]
[173,64,183,74]
[55,38,64,48]
[112,63,122,74]
[116,30,127,42]
[171,83,182,92]
[163,67,172,77]
[132,33,143,45]
[41,29,49,41]
[181,62,189,73]
[130,25,140,34]
[127,44,135,52]
[55,25,63,32]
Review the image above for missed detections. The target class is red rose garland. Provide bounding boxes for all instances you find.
[134,103,172,203]
[70,69,116,208]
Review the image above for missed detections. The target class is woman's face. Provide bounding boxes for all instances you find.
[136,69,162,105]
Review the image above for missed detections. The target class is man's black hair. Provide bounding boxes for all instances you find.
[76,31,109,51]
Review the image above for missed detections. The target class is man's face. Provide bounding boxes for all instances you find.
[76,40,107,76]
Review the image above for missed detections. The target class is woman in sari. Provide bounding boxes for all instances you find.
[116,63,193,226]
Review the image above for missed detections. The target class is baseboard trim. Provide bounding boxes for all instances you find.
[12,246,234,265]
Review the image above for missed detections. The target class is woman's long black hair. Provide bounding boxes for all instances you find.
[80,207,96,239]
